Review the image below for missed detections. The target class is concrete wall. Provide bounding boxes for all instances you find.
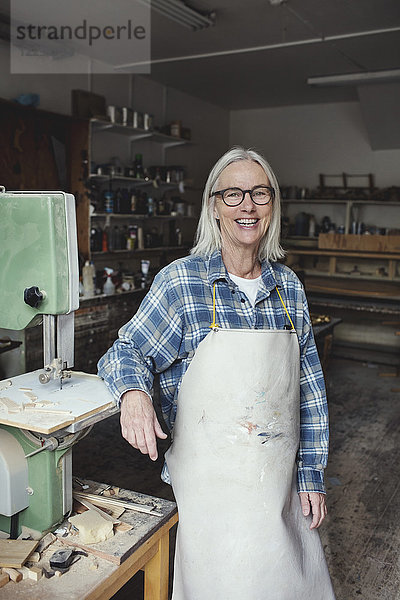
[230,101,400,189]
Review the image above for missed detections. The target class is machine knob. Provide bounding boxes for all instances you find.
[24,286,44,309]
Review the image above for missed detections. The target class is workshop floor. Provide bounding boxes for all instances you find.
[73,356,400,600]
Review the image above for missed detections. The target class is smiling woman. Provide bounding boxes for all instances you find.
[98,146,335,599]
[211,160,274,277]
[191,146,284,265]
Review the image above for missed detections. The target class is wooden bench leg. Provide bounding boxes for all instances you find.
[144,532,170,600]
[322,333,333,370]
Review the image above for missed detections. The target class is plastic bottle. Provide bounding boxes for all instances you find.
[308,215,316,237]
[134,154,144,179]
[103,268,115,295]
[82,260,95,297]
[137,226,144,250]
[104,191,114,213]
[102,228,109,252]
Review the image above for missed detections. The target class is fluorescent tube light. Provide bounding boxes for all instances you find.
[139,0,215,30]
[308,69,400,86]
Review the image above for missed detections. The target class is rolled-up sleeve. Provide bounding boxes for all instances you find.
[97,271,183,405]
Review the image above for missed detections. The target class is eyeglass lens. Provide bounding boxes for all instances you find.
[222,186,273,206]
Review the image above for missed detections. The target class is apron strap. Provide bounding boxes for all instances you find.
[275,286,296,331]
[209,282,220,329]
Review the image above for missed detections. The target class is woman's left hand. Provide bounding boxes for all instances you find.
[299,492,327,529]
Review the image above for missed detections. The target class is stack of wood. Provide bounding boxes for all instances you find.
[0,534,55,587]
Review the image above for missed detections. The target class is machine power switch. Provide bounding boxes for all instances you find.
[24,286,44,308]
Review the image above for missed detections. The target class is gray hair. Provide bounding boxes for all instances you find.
[191,146,285,261]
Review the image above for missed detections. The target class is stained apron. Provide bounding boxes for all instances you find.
[165,327,335,600]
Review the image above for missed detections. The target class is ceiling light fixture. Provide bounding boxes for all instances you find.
[308,69,400,86]
[139,0,215,31]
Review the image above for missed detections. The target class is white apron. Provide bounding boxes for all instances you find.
[165,324,335,600]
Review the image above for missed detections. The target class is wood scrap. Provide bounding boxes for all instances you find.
[59,537,121,565]
[0,572,10,588]
[0,539,38,568]
[73,491,163,517]
[2,567,22,582]
[103,486,120,497]
[73,493,125,520]
[113,522,133,533]
[74,497,120,523]
[30,401,56,408]
[16,566,30,580]
[27,566,42,581]
[27,551,40,562]
[0,397,22,413]
[23,406,72,414]
[36,532,56,553]
[0,380,12,392]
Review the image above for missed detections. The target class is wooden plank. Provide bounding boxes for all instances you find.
[304,276,400,300]
[73,492,163,517]
[318,233,400,253]
[0,540,38,568]
[287,248,400,259]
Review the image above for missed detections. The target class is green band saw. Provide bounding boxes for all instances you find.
[0,187,117,538]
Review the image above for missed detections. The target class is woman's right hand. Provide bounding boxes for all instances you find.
[120,390,167,461]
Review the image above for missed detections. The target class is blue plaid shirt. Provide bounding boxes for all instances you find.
[98,250,329,493]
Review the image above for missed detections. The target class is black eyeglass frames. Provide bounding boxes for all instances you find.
[210,185,275,207]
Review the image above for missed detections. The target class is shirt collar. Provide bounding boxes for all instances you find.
[207,250,278,293]
[207,250,229,285]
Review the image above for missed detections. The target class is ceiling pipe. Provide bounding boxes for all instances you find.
[114,25,400,70]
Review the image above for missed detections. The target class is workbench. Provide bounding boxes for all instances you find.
[313,317,342,369]
[0,482,178,600]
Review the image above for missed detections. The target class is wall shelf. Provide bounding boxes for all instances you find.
[92,246,188,256]
[88,115,197,266]
[90,119,191,147]
[282,198,400,207]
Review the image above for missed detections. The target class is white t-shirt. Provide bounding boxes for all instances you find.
[228,273,261,307]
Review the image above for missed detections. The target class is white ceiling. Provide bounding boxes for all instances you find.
[140,0,400,109]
